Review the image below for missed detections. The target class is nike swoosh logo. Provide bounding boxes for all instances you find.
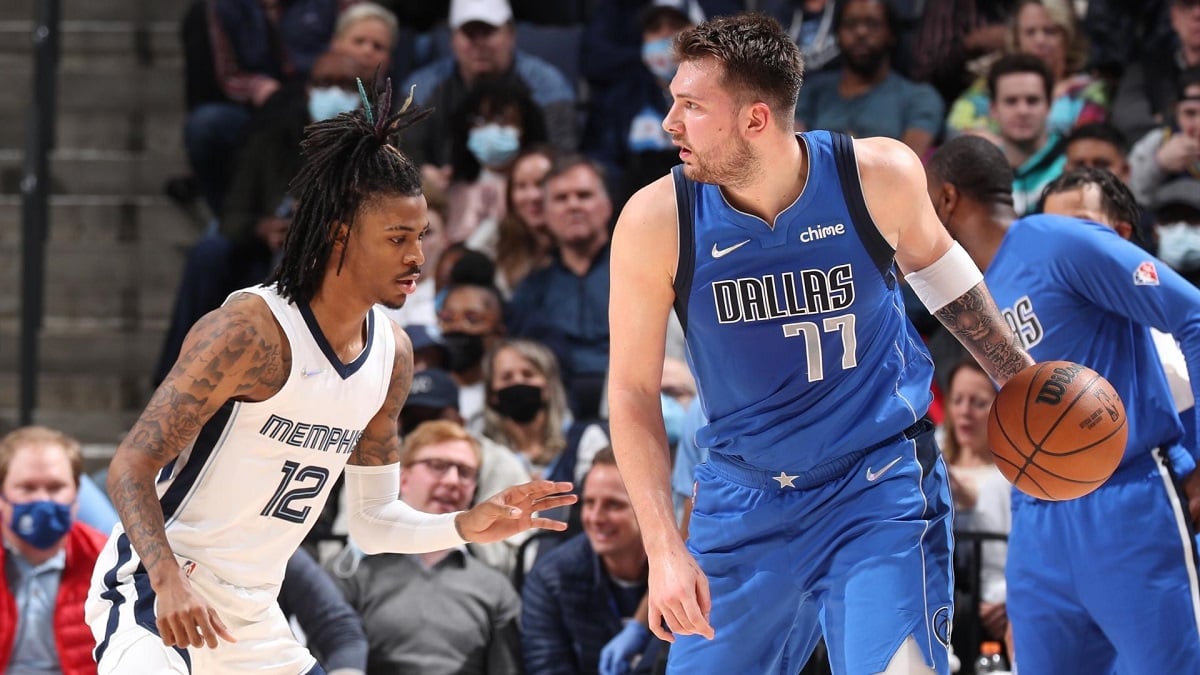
[301,367,325,378]
[711,239,751,258]
[866,456,902,482]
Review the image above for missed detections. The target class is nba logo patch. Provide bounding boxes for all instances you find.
[1133,261,1159,286]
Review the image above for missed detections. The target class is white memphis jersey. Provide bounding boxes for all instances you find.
[151,284,393,588]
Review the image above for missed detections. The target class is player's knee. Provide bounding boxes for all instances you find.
[878,636,937,675]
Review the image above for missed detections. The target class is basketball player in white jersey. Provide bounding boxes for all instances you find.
[85,84,577,674]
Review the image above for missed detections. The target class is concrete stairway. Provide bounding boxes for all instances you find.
[0,0,198,458]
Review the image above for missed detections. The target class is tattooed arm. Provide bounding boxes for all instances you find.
[934,282,1033,384]
[854,137,1034,385]
[347,321,413,468]
[107,293,286,647]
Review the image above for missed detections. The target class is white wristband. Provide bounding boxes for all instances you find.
[343,463,467,555]
[905,242,984,312]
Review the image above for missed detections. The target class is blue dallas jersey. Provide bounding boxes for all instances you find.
[672,131,934,472]
[985,214,1200,472]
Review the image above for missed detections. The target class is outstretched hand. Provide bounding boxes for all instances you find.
[455,479,577,544]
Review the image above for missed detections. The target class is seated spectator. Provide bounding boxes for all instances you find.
[155,49,371,383]
[329,421,522,675]
[1063,122,1159,252]
[1129,67,1200,206]
[437,282,509,429]
[1129,68,1200,279]
[794,0,944,157]
[607,1,696,200]
[187,0,351,216]
[467,145,558,297]
[0,426,107,675]
[507,156,613,419]
[1112,0,1200,143]
[444,77,548,243]
[329,2,397,73]
[984,53,1067,213]
[761,0,840,76]
[482,338,609,485]
[579,0,741,180]
[947,0,1108,140]
[910,0,1012,104]
[278,547,368,675]
[403,0,578,180]
[521,448,664,675]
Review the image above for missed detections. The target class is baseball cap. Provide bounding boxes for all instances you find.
[1152,177,1200,214]
[449,0,512,30]
[407,368,460,410]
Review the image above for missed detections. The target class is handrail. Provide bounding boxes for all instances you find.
[19,0,61,424]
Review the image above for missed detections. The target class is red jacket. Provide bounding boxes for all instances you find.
[0,522,107,675]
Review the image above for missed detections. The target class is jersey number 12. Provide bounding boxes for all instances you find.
[261,460,329,524]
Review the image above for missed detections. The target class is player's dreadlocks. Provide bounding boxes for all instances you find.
[270,78,433,304]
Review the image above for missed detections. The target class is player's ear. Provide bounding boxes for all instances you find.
[744,101,771,136]
[329,222,350,248]
[1114,220,1134,240]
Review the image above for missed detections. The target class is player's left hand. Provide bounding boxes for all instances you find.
[455,479,576,543]
[1183,468,1200,527]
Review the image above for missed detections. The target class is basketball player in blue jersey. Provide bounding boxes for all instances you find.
[607,13,1034,675]
[927,136,1200,674]
[84,84,576,675]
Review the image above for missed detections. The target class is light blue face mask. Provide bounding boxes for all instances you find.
[661,393,687,447]
[467,123,521,168]
[307,86,360,122]
[642,37,678,83]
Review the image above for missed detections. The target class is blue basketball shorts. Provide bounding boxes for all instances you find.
[668,421,954,674]
[1007,447,1200,675]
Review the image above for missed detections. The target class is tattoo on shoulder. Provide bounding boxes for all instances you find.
[934,282,1032,383]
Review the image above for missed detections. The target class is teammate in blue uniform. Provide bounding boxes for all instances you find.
[87,84,575,674]
[927,136,1200,674]
[607,14,1033,675]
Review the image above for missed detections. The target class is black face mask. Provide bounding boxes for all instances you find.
[494,384,544,423]
[442,332,486,373]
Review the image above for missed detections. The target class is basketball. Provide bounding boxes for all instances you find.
[987,361,1127,501]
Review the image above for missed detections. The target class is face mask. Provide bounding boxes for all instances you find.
[7,499,72,550]
[494,384,544,423]
[442,332,486,373]
[661,393,686,447]
[307,86,360,122]
[467,124,521,167]
[642,37,678,82]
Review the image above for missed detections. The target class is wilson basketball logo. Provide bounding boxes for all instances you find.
[1034,362,1084,405]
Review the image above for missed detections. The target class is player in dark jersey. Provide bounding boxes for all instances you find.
[607,13,1032,675]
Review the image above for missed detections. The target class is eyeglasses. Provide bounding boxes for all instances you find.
[409,458,479,484]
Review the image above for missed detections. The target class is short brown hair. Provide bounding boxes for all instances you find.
[674,12,804,126]
[400,420,482,467]
[0,426,84,489]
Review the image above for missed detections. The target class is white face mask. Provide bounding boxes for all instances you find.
[307,86,360,121]
[467,123,521,167]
